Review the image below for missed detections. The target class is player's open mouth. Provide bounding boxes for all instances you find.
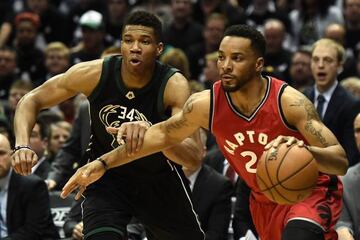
[130,59,141,66]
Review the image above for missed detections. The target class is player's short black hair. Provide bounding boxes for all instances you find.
[123,11,163,42]
[223,24,266,57]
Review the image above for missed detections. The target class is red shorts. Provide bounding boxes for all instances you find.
[250,177,343,240]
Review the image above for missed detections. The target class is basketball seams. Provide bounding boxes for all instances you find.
[257,144,318,204]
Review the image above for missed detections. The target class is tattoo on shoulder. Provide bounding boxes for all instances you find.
[289,98,330,147]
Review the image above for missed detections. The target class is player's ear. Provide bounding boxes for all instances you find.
[156,42,164,56]
[255,57,264,72]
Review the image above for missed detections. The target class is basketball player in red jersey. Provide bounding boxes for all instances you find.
[62,25,348,240]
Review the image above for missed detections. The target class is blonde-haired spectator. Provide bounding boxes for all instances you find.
[160,47,190,79]
[201,51,219,89]
[341,77,360,98]
[45,42,70,79]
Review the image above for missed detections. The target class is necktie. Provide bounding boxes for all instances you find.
[316,94,325,119]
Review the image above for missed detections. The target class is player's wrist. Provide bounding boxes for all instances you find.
[12,145,33,155]
[96,157,109,171]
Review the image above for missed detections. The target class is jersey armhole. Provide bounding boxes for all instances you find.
[157,67,179,120]
[209,86,214,133]
[278,84,297,131]
[88,56,115,103]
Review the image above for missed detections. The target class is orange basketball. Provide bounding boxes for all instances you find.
[256,143,318,205]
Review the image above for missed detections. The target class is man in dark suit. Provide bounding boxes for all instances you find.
[184,131,234,240]
[30,119,51,180]
[0,133,59,239]
[304,38,360,166]
[47,100,91,190]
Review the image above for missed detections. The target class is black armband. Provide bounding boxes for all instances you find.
[12,145,33,155]
[96,157,109,171]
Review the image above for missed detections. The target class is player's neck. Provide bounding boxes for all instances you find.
[121,63,155,89]
[230,76,267,115]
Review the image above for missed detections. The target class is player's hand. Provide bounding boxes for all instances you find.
[61,160,106,200]
[106,121,151,155]
[265,135,306,150]
[72,221,84,240]
[11,147,38,176]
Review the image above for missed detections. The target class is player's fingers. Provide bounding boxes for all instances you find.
[31,153,38,168]
[264,139,275,150]
[125,125,134,155]
[75,185,86,200]
[136,128,146,152]
[285,136,296,146]
[11,152,21,174]
[19,150,30,175]
[26,150,35,175]
[297,140,305,147]
[106,126,119,134]
[61,175,79,198]
[117,126,126,145]
[131,126,140,154]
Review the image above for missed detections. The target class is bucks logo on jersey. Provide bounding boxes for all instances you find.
[99,104,149,148]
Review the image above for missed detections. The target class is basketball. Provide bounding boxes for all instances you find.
[256,143,318,205]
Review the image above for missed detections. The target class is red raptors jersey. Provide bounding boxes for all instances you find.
[211,77,306,202]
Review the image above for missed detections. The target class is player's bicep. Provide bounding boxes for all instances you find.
[164,72,191,116]
[23,59,102,109]
[25,75,77,109]
[282,87,339,147]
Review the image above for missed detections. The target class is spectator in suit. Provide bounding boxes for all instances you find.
[232,180,258,240]
[288,47,314,92]
[336,113,360,240]
[304,38,360,166]
[47,101,90,190]
[31,111,63,180]
[262,19,292,80]
[30,118,52,180]
[46,121,72,163]
[183,130,234,240]
[0,133,59,239]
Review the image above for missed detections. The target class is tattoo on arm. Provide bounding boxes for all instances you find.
[183,96,194,114]
[290,99,330,147]
[164,97,194,134]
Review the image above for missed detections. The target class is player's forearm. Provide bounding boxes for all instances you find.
[162,136,203,171]
[102,122,182,169]
[307,144,348,175]
[14,94,41,145]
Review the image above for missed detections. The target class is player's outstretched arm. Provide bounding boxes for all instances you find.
[61,91,210,199]
[12,60,103,176]
[281,86,348,175]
